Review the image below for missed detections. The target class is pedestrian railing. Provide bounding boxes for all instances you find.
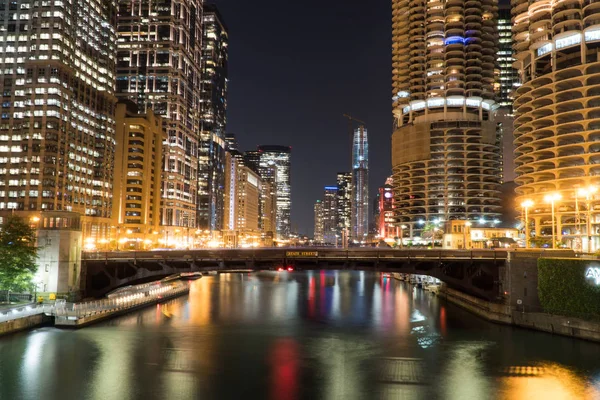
[0,304,54,324]
[53,281,189,321]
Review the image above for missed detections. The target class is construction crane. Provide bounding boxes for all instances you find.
[343,113,366,129]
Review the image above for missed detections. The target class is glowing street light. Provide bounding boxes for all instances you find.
[520,199,534,249]
[578,186,598,253]
[544,192,562,249]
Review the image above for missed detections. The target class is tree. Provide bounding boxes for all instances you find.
[421,223,444,241]
[0,216,38,292]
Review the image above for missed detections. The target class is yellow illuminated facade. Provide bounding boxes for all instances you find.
[111,103,165,250]
[512,0,600,251]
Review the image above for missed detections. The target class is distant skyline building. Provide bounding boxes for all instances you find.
[375,180,395,241]
[314,200,324,243]
[336,172,352,238]
[351,127,369,241]
[116,0,203,231]
[0,0,118,240]
[199,4,229,232]
[497,2,517,183]
[323,186,338,244]
[258,145,291,239]
[391,0,502,236]
[497,3,519,109]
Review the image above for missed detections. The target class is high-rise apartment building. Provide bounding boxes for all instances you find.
[314,200,324,243]
[351,127,368,242]
[199,4,228,232]
[498,2,519,108]
[222,150,263,247]
[323,186,338,244]
[512,0,600,251]
[112,102,164,249]
[243,150,261,173]
[336,172,352,238]
[0,0,118,239]
[257,145,291,239]
[391,0,502,237]
[116,0,203,232]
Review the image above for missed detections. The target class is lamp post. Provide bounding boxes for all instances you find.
[521,200,534,249]
[463,221,472,249]
[544,193,562,249]
[578,186,598,253]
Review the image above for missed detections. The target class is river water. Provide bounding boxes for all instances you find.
[1,271,600,400]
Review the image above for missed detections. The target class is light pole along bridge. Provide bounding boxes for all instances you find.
[82,248,516,300]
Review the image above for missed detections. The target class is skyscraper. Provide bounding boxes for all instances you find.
[351,126,368,242]
[199,4,228,232]
[0,0,118,239]
[113,103,164,248]
[336,172,352,238]
[314,200,324,243]
[116,0,203,232]
[497,2,519,109]
[391,0,502,236]
[512,0,600,251]
[323,186,338,244]
[258,145,291,239]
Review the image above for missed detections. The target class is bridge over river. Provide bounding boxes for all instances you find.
[82,248,572,301]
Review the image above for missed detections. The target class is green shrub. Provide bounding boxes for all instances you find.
[538,258,600,318]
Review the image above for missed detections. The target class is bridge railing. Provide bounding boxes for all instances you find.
[83,248,510,262]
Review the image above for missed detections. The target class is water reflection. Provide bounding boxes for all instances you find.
[0,271,599,399]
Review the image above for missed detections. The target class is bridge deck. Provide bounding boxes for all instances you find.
[84,248,511,262]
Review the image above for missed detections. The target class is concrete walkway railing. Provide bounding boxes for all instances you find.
[54,282,188,321]
[0,304,54,324]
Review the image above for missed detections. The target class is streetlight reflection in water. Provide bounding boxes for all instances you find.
[0,272,598,399]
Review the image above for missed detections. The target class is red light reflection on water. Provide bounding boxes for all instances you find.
[440,306,447,336]
[269,338,299,400]
[308,277,315,317]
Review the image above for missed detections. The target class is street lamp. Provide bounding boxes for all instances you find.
[400,224,407,249]
[544,193,562,249]
[578,186,597,253]
[521,199,534,249]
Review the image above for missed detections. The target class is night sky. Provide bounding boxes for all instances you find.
[215,0,393,235]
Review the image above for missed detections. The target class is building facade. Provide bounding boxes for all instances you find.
[391,0,503,238]
[314,200,324,243]
[199,4,228,232]
[323,186,338,244]
[351,126,369,242]
[498,2,519,109]
[116,0,203,232]
[376,182,395,241]
[336,172,352,240]
[112,103,164,249]
[0,0,118,240]
[257,145,291,240]
[512,0,600,251]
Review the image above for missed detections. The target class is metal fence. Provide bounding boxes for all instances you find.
[0,304,53,324]
[53,281,188,320]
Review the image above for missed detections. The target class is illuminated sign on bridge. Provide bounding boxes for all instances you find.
[286,251,319,258]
